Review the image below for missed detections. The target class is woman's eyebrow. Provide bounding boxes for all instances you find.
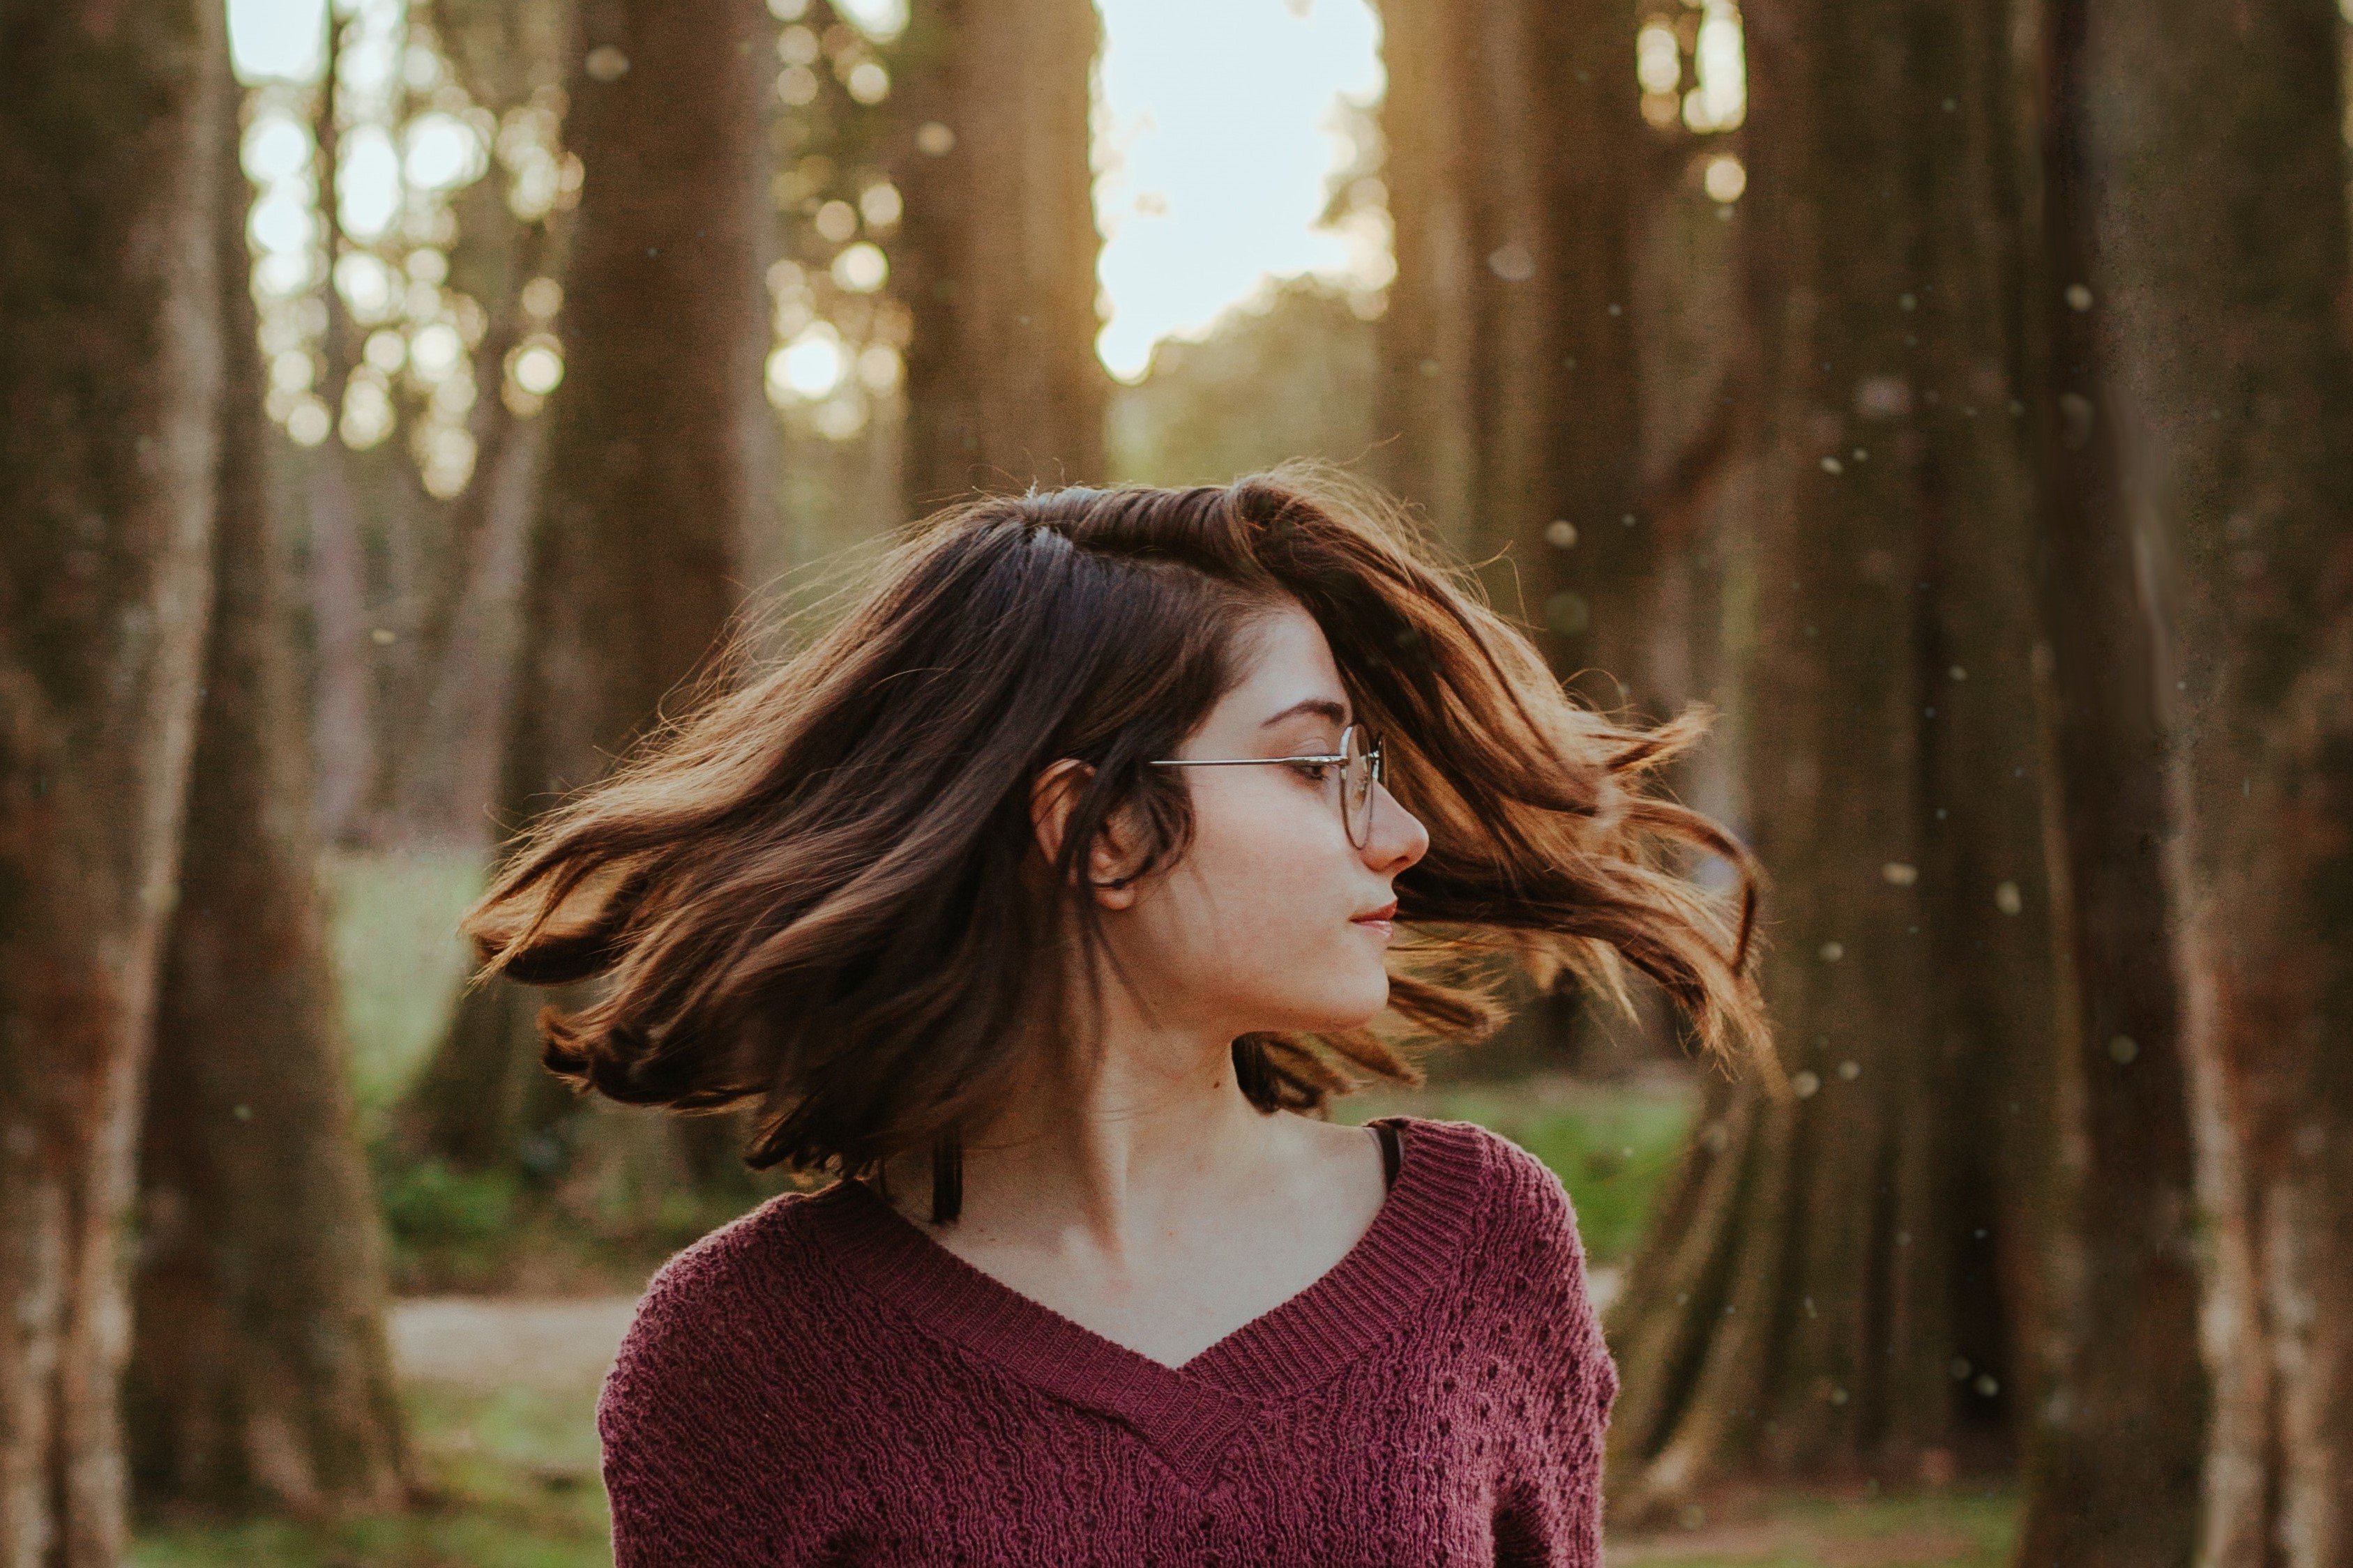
[1259,697,1351,730]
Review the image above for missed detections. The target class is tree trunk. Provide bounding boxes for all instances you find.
[1605,0,2057,1515]
[123,98,411,1521]
[1375,0,1648,713]
[1377,0,1665,1068]
[307,10,382,848]
[2082,1,2353,1562]
[0,3,230,1562]
[892,0,1107,503]
[402,0,775,1208]
[2004,0,2206,1560]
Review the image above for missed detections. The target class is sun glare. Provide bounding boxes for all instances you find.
[1091,0,1386,383]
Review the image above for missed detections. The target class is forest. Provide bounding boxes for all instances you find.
[0,0,2348,1564]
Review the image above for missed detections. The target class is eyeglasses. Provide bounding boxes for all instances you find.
[1149,722,1386,848]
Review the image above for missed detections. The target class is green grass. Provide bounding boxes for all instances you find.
[131,1380,612,1568]
[1609,1485,2017,1566]
[1340,1072,1699,1266]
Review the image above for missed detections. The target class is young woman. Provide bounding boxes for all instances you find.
[465,471,1764,1566]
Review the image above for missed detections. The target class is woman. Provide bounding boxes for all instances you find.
[465,470,1764,1565]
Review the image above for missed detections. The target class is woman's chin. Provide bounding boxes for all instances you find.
[1272,979,1390,1036]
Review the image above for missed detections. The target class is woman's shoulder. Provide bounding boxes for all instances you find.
[600,1188,838,1422]
[1391,1114,1591,1267]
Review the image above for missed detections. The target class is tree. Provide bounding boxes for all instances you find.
[1375,0,1649,715]
[2080,0,2353,1561]
[1605,0,2059,1514]
[1378,0,1692,1073]
[2004,0,2205,1560]
[401,0,778,1226]
[123,90,409,1519]
[1106,278,1378,487]
[891,0,1107,502]
[0,3,231,1560]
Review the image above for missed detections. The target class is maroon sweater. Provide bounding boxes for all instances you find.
[598,1116,1617,1565]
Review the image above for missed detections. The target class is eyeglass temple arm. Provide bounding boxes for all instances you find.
[1145,754,1347,768]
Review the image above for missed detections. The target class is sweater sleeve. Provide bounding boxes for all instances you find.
[1482,1137,1620,1568]
[598,1238,843,1567]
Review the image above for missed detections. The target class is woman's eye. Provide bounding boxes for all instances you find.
[1289,761,1334,783]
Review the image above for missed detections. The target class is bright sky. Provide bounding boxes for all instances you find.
[1091,0,1384,379]
[228,0,1388,383]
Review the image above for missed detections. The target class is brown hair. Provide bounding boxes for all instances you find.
[462,467,1766,1217]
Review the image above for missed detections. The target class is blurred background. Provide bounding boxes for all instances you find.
[2,0,2347,1564]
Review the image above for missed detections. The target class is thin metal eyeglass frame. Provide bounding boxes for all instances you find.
[1147,723,1386,848]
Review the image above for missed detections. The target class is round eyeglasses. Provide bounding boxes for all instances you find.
[1148,722,1386,848]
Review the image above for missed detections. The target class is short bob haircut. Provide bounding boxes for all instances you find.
[464,468,1767,1220]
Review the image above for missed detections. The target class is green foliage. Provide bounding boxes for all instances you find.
[1107,276,1379,487]
[378,1155,517,1249]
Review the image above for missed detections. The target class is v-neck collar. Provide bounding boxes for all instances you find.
[801,1116,1490,1491]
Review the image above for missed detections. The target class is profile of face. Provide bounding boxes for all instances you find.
[1038,601,1431,1051]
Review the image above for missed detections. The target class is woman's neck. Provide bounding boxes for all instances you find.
[885,1010,1284,1267]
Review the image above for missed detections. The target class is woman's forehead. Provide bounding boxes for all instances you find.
[1218,606,1349,727]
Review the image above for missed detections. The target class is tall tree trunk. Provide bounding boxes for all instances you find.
[1377,0,1659,1068]
[0,4,229,1562]
[1605,0,2057,1516]
[2005,0,2206,1560]
[402,0,776,1208]
[892,0,1107,503]
[1375,0,1647,712]
[1373,0,1479,558]
[123,100,411,1521]
[2083,1,2353,1562]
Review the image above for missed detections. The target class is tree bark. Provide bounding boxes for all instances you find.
[2004,0,2206,1561]
[1605,0,2057,1514]
[123,96,411,1521]
[892,0,1107,503]
[1375,0,1649,714]
[402,0,775,1204]
[2081,1,2353,1562]
[0,3,230,1562]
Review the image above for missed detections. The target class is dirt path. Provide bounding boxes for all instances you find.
[390,1295,640,1393]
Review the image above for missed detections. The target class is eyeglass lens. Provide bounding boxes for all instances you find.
[1342,726,1376,848]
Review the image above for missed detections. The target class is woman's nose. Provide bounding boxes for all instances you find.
[1361,781,1428,872]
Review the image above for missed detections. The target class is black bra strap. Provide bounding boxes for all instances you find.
[1375,1120,1402,1191]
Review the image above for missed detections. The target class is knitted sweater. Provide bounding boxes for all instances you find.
[598,1116,1618,1566]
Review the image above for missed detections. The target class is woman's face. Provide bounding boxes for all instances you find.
[1089,602,1430,1044]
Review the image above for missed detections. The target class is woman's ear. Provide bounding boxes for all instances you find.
[1028,759,1144,909]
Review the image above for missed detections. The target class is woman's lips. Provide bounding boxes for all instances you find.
[1351,900,1398,936]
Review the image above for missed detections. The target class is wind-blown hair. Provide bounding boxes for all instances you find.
[463,469,1766,1215]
